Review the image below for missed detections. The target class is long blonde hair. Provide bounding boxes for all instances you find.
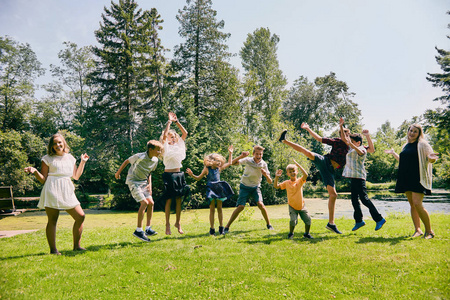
[47,133,70,156]
[204,153,226,167]
[408,123,425,142]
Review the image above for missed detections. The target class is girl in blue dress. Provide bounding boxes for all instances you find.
[186,146,234,235]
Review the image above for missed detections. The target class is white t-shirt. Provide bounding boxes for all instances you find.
[239,157,270,187]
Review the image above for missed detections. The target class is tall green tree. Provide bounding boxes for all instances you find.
[0,36,44,131]
[240,27,287,139]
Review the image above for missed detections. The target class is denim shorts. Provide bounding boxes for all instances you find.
[236,183,263,206]
[311,153,335,188]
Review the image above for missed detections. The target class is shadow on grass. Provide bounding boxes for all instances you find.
[355,235,409,245]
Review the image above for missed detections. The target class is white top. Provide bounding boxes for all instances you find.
[126,152,159,184]
[239,157,270,187]
[163,139,186,169]
[38,153,79,210]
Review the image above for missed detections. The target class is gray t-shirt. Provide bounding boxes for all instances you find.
[239,157,270,187]
[126,152,159,184]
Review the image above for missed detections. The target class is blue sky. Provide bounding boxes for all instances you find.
[1,0,449,133]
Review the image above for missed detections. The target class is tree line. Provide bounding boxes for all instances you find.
[1,0,449,210]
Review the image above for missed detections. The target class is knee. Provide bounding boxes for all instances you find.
[76,214,85,223]
[237,205,245,212]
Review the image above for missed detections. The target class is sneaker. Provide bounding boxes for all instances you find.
[145,227,158,236]
[278,129,287,142]
[267,224,274,230]
[223,227,229,235]
[326,223,342,234]
[219,226,224,235]
[303,233,313,239]
[352,221,366,231]
[133,230,150,242]
[287,232,294,239]
[375,218,386,231]
[209,228,216,236]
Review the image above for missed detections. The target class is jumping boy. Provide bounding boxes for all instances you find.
[274,160,313,239]
[278,119,351,234]
[115,140,163,242]
[223,145,274,234]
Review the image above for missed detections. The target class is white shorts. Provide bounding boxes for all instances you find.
[127,182,152,203]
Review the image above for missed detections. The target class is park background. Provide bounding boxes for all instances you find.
[0,0,449,211]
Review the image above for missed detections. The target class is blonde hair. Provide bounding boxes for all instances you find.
[253,145,265,152]
[47,133,70,156]
[204,153,226,167]
[160,129,181,144]
[286,164,297,172]
[408,123,425,141]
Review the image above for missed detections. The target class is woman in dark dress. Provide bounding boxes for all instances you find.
[385,124,438,239]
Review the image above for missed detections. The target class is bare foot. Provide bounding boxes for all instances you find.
[50,250,61,255]
[412,230,423,238]
[166,224,171,235]
[73,247,87,251]
[175,223,184,234]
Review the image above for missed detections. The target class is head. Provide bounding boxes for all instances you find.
[47,133,70,156]
[252,145,265,163]
[147,140,163,158]
[160,129,180,145]
[349,133,363,146]
[407,124,424,143]
[204,153,226,168]
[286,164,298,179]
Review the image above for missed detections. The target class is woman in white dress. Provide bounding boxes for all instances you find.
[25,133,89,255]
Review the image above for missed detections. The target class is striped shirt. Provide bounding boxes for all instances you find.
[342,146,367,180]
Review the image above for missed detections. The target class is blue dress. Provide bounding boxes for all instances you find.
[205,167,234,202]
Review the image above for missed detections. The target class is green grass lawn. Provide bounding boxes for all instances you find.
[1,205,449,299]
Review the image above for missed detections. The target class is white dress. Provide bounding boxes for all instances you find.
[38,153,80,210]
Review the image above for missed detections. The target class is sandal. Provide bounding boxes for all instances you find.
[411,231,423,238]
[424,232,435,239]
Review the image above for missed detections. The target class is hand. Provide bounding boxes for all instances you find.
[362,129,370,137]
[147,185,152,195]
[300,122,309,130]
[260,168,268,176]
[228,145,233,153]
[428,153,439,160]
[24,167,36,174]
[168,112,178,122]
[81,153,89,162]
[115,172,121,179]
[186,168,193,176]
[275,169,282,177]
[241,151,249,157]
[384,149,395,155]
[339,117,344,126]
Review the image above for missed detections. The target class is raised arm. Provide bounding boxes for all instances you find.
[273,169,283,189]
[73,153,89,180]
[293,159,308,181]
[384,149,399,161]
[339,117,346,141]
[220,145,233,170]
[115,159,130,179]
[301,122,322,142]
[169,112,188,141]
[186,167,208,181]
[362,130,375,153]
[232,151,249,165]
[343,135,365,156]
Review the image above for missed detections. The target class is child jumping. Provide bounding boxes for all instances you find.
[278,120,350,234]
[341,122,386,231]
[223,145,274,234]
[159,112,189,235]
[186,146,235,236]
[274,160,313,239]
[115,140,163,242]
[24,133,89,255]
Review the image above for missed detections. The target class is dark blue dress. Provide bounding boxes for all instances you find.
[205,167,234,202]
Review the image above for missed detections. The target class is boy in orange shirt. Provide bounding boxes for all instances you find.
[274,160,313,239]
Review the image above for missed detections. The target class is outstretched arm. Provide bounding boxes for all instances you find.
[362,129,375,153]
[186,167,207,181]
[273,169,283,189]
[115,159,130,179]
[301,122,322,143]
[384,149,400,161]
[220,145,234,170]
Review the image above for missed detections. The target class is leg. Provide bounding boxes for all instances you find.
[174,197,184,234]
[45,207,60,254]
[257,201,271,226]
[410,192,433,237]
[137,200,148,228]
[217,200,224,227]
[145,197,154,227]
[357,180,383,223]
[405,191,423,236]
[350,179,363,223]
[165,198,172,235]
[209,200,216,229]
[282,140,315,161]
[327,185,338,224]
[66,205,86,251]
[225,205,245,228]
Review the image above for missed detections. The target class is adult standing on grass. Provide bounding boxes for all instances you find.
[385,124,439,239]
[24,133,89,255]
[115,140,163,242]
[159,112,189,235]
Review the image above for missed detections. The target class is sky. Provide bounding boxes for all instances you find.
[1,0,449,133]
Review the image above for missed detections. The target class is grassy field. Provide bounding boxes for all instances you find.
[0,205,449,299]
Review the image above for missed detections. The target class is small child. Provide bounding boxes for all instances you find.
[115,140,163,242]
[223,145,274,234]
[341,125,386,232]
[24,133,89,255]
[274,160,313,239]
[186,146,234,235]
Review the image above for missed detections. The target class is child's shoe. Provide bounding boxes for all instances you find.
[219,226,224,235]
[209,228,216,236]
[303,233,313,239]
[352,221,366,231]
[267,224,274,230]
[145,226,158,236]
[375,218,386,231]
[287,232,294,239]
[278,129,287,142]
[326,223,342,234]
[223,227,229,235]
[133,230,150,242]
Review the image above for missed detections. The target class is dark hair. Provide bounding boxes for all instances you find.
[350,133,363,144]
[147,140,163,151]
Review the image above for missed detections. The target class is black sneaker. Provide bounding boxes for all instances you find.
[287,232,294,239]
[303,233,313,239]
[145,227,158,236]
[267,224,274,230]
[219,226,224,235]
[209,228,216,236]
[326,223,342,234]
[278,129,287,142]
[223,227,229,235]
[133,230,150,242]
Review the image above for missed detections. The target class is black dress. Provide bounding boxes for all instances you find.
[395,141,431,195]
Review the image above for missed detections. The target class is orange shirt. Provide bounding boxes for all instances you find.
[279,177,306,210]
